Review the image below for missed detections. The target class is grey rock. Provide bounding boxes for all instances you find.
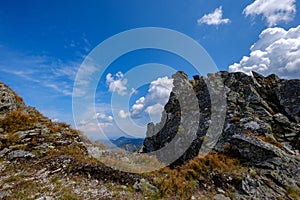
[90,179,99,187]
[36,197,54,200]
[0,190,11,199]
[98,186,108,194]
[0,148,11,157]
[7,150,36,160]
[273,113,290,125]
[34,143,52,149]
[214,194,230,200]
[274,79,300,123]
[231,134,286,162]
[14,131,28,139]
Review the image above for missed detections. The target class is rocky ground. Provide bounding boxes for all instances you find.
[0,82,151,200]
[1,70,300,200]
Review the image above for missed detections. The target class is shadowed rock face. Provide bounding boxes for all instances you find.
[143,71,300,161]
[142,71,300,199]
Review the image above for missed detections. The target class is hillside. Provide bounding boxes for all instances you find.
[0,82,146,199]
[1,70,300,199]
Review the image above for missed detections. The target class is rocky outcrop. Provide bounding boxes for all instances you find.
[0,82,24,119]
[142,71,300,199]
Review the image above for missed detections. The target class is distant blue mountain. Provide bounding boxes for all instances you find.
[111,136,144,152]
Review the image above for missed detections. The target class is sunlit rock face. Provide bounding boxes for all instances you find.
[142,71,300,199]
[0,82,24,119]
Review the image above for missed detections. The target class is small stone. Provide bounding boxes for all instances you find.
[244,121,260,130]
[284,132,297,138]
[41,128,50,135]
[120,185,127,189]
[98,186,108,194]
[21,138,31,143]
[274,113,290,125]
[56,132,62,138]
[14,131,28,139]
[36,196,54,200]
[50,168,62,174]
[28,131,40,136]
[34,143,51,149]
[217,188,226,194]
[90,179,98,187]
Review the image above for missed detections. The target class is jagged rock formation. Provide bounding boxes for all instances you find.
[142,71,300,199]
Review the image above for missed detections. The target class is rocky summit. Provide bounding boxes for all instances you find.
[142,71,300,199]
[0,71,300,200]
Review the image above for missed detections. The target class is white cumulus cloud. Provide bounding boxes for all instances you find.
[93,112,113,122]
[118,109,131,119]
[229,25,300,79]
[106,72,128,96]
[131,76,173,117]
[243,0,296,26]
[145,103,164,115]
[197,6,231,26]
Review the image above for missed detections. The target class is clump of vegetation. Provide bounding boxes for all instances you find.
[150,152,246,199]
[0,110,38,134]
[286,186,300,199]
[244,130,282,148]
[13,92,24,105]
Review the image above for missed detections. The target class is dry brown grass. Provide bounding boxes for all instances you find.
[13,92,24,105]
[92,149,164,173]
[244,130,282,148]
[150,152,246,199]
[0,110,38,134]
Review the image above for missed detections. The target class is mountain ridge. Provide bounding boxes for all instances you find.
[1,70,300,199]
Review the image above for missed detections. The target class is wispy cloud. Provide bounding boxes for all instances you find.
[0,46,81,96]
[197,6,231,26]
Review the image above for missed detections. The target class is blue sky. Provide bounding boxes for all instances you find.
[0,0,299,140]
